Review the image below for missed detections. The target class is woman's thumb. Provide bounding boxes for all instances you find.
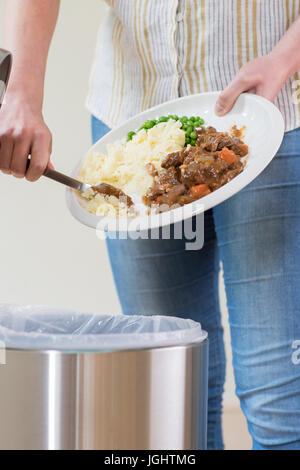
[215,77,248,116]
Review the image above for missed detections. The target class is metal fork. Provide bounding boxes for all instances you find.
[42,165,134,206]
[43,166,95,193]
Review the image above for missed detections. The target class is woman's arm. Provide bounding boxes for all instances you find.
[0,0,60,181]
[215,15,300,115]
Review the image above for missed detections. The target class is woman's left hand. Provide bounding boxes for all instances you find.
[215,54,287,116]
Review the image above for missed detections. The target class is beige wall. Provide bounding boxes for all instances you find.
[0,0,238,407]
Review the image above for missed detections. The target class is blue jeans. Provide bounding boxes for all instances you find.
[92,116,300,450]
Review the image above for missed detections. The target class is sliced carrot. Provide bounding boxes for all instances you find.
[219,147,238,166]
[190,184,211,199]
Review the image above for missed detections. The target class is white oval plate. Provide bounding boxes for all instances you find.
[66,92,284,232]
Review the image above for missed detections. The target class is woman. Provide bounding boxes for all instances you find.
[1,0,300,450]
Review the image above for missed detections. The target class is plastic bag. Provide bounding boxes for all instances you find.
[0,304,207,352]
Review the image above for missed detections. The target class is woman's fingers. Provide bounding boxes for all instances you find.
[0,98,52,181]
[10,128,32,178]
[26,128,52,182]
[0,125,52,180]
[0,131,14,174]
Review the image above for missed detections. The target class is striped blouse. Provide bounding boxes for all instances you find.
[86,0,300,132]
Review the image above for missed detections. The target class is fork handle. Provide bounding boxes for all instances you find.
[0,49,12,106]
[26,157,85,192]
[43,166,85,191]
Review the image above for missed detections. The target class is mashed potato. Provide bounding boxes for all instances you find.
[78,120,185,217]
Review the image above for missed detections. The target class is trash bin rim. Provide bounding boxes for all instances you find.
[4,336,208,355]
[0,303,208,352]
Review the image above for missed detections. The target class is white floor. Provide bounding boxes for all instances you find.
[223,406,252,450]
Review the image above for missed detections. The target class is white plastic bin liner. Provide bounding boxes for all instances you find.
[0,304,207,351]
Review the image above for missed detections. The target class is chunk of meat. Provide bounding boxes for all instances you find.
[195,126,248,156]
[181,158,228,188]
[155,184,186,207]
[92,183,134,207]
[143,125,248,209]
[227,137,248,157]
[218,164,244,185]
[156,167,180,186]
[162,150,185,169]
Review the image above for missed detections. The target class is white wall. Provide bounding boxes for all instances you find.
[0,0,121,314]
[0,0,238,407]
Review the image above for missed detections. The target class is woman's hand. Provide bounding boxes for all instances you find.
[215,54,287,116]
[0,93,52,181]
[0,0,60,181]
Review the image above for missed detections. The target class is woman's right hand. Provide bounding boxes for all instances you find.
[0,93,52,182]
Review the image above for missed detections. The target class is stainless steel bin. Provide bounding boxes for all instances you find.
[0,306,208,450]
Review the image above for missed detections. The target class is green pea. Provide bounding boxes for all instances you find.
[187,120,194,127]
[183,124,188,131]
[159,116,168,122]
[181,116,188,123]
[191,139,196,146]
[185,136,191,145]
[190,116,196,122]
[144,120,153,129]
[186,126,194,135]
[190,131,197,140]
[197,118,204,124]
[127,131,136,141]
